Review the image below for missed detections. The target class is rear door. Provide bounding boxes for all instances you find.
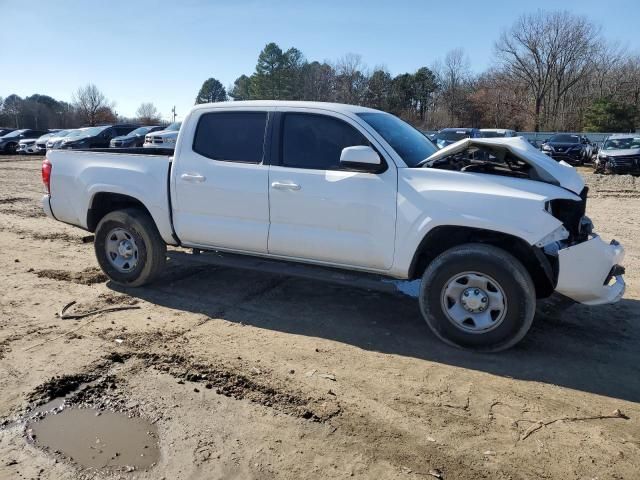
[172,108,272,253]
[267,109,397,270]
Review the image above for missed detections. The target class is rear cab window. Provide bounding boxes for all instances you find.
[193,111,268,163]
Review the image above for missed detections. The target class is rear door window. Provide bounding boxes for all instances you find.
[193,111,268,163]
[281,113,368,170]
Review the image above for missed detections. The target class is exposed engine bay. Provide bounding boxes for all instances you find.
[426,147,533,180]
[420,137,586,194]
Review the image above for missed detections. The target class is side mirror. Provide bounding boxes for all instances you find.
[340,146,381,172]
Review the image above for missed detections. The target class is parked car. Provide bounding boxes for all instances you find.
[41,101,625,352]
[593,134,640,175]
[143,122,181,149]
[0,129,49,154]
[433,128,481,148]
[59,124,139,150]
[540,134,592,165]
[0,128,15,137]
[16,138,40,154]
[479,129,517,138]
[110,126,164,148]
[46,129,81,149]
[36,130,69,153]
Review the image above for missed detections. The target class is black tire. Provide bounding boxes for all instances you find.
[5,143,17,154]
[94,208,166,287]
[419,243,535,352]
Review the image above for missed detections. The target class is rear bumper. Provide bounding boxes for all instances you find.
[555,235,625,305]
[41,194,55,220]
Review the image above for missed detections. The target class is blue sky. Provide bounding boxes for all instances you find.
[1,0,638,120]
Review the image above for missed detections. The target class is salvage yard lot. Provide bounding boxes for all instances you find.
[0,155,639,479]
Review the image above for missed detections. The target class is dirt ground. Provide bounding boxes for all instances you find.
[0,156,639,480]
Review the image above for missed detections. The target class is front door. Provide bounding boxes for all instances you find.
[268,110,397,270]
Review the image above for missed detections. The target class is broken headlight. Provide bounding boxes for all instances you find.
[544,187,589,244]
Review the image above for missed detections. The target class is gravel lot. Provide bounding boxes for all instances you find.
[0,156,639,479]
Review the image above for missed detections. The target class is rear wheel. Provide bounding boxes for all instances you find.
[419,243,535,352]
[94,208,166,287]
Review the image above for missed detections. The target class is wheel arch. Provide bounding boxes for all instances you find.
[408,225,556,298]
[87,192,154,233]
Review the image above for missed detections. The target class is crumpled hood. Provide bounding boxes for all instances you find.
[422,136,585,194]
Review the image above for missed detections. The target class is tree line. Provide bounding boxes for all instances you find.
[0,85,163,130]
[195,10,639,132]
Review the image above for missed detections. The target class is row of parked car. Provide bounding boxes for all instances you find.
[429,128,640,175]
[0,122,182,155]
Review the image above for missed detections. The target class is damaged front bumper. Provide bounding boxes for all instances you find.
[555,235,625,305]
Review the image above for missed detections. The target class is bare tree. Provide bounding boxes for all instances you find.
[436,48,472,125]
[495,10,601,131]
[73,84,111,126]
[136,102,160,125]
[334,53,369,104]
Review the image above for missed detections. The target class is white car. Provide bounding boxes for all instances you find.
[36,130,69,153]
[47,128,88,149]
[143,121,181,149]
[41,101,625,352]
[16,138,39,154]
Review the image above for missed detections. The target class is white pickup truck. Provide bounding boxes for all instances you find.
[41,101,625,351]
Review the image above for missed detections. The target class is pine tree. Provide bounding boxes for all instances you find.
[195,78,227,104]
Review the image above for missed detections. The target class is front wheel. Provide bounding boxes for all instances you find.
[419,244,535,352]
[94,208,166,287]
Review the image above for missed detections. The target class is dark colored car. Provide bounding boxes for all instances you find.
[110,125,164,148]
[540,134,591,165]
[0,129,49,154]
[59,124,139,150]
[434,128,481,149]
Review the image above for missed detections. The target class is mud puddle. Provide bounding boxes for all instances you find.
[34,267,107,285]
[28,408,159,470]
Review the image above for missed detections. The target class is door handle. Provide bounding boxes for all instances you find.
[271,181,301,191]
[181,173,206,182]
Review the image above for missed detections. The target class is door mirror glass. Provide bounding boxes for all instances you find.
[340,146,381,171]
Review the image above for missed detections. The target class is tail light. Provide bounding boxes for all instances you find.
[42,158,52,194]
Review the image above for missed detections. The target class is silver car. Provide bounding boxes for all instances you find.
[594,134,640,175]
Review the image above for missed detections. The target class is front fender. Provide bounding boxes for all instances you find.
[391,168,576,277]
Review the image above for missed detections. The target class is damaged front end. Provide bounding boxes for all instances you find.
[539,187,625,305]
[421,137,626,305]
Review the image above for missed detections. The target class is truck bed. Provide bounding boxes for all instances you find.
[45,149,176,244]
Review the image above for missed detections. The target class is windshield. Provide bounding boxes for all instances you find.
[64,129,87,139]
[437,130,470,141]
[3,129,27,138]
[603,137,640,150]
[480,131,506,138]
[166,122,181,131]
[79,126,109,137]
[127,126,153,137]
[357,112,437,167]
[549,134,580,143]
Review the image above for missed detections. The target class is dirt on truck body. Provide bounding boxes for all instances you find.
[0,156,639,479]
